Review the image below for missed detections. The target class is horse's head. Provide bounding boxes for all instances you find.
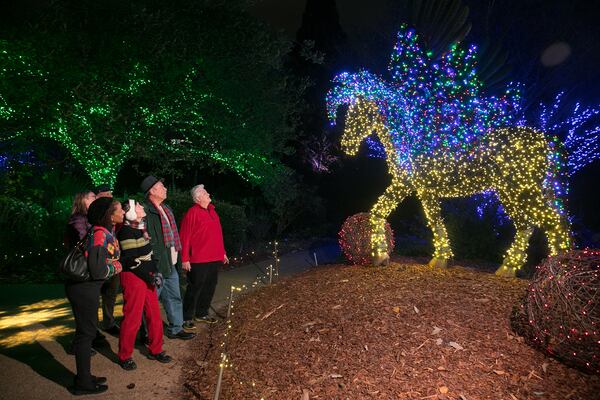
[341,97,387,156]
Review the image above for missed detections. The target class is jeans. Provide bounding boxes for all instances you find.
[157,266,184,335]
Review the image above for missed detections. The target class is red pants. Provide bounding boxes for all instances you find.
[118,271,163,361]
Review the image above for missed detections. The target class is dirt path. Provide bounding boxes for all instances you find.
[0,249,316,399]
[0,291,193,399]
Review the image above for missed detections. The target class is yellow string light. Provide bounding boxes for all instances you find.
[341,98,570,276]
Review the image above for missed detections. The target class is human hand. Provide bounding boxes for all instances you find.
[182,261,191,271]
[153,273,163,288]
[223,255,229,264]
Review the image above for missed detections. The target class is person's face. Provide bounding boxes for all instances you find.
[135,203,146,220]
[97,191,113,198]
[197,188,211,206]
[150,181,167,201]
[111,202,125,225]
[84,192,96,210]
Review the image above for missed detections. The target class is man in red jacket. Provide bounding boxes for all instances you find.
[180,184,229,329]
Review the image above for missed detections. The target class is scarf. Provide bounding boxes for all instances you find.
[152,201,182,251]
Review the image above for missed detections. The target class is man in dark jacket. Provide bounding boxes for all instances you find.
[141,176,195,340]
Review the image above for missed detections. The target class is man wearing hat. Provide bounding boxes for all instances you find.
[141,176,195,340]
[94,184,113,199]
[93,183,120,335]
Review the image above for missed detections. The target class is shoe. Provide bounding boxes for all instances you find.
[147,351,172,363]
[69,384,108,396]
[104,325,120,335]
[194,315,218,324]
[92,376,107,384]
[183,320,196,330]
[165,330,196,340]
[119,358,137,371]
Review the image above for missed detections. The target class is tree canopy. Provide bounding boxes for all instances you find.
[0,0,302,187]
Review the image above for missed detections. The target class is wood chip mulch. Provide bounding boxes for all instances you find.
[182,261,600,400]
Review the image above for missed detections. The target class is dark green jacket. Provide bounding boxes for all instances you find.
[144,200,181,275]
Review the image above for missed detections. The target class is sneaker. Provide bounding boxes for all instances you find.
[69,384,108,396]
[147,351,172,363]
[194,315,218,324]
[165,330,196,340]
[119,358,137,371]
[183,320,196,330]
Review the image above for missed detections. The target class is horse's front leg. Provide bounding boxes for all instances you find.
[418,191,453,268]
[370,178,411,265]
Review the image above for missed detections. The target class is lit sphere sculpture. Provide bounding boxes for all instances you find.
[339,212,395,265]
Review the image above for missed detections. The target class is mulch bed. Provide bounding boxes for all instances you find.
[182,260,600,400]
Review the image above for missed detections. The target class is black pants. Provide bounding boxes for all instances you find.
[101,274,119,329]
[66,280,103,389]
[183,262,219,320]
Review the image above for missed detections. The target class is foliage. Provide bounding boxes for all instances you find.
[0,0,302,190]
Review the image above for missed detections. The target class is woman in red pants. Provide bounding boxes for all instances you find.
[117,199,172,370]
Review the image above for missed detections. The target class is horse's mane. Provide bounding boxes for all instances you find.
[326,26,521,162]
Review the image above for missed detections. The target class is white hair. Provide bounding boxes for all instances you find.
[190,184,205,202]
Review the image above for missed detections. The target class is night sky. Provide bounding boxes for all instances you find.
[251,0,600,101]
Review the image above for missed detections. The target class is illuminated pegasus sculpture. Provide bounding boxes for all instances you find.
[326,27,570,277]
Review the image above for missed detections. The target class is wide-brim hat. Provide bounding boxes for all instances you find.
[140,175,163,194]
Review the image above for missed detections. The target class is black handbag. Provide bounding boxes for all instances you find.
[59,230,91,281]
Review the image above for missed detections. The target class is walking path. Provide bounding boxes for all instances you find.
[0,248,327,399]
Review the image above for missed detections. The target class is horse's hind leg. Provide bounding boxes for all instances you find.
[418,192,453,268]
[497,221,533,277]
[534,191,570,255]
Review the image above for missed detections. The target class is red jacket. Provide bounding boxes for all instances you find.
[180,203,226,264]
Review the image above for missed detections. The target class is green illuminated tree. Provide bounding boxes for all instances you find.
[0,0,302,188]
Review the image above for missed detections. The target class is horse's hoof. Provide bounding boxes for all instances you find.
[495,266,517,278]
[428,257,447,269]
[373,253,390,266]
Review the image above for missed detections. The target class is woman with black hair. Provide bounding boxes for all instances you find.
[65,197,123,395]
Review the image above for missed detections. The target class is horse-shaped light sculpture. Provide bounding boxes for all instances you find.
[336,97,570,276]
[327,26,570,276]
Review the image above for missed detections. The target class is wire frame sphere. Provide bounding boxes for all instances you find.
[512,249,600,374]
[338,212,395,265]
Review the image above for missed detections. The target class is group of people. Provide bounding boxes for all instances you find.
[64,176,229,395]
